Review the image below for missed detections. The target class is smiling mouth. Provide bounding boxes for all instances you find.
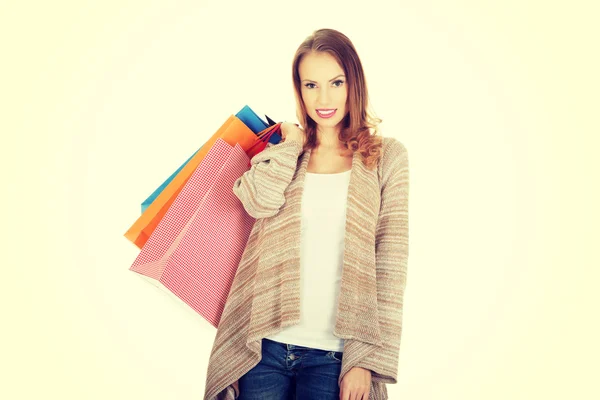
[316,109,337,118]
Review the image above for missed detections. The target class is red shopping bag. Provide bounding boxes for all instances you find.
[125,120,281,249]
[129,138,255,328]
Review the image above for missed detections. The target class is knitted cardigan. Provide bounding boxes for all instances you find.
[203,135,409,400]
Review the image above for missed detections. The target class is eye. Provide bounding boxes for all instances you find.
[304,83,316,89]
[333,80,345,87]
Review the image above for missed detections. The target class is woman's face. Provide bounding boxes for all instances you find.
[298,52,348,131]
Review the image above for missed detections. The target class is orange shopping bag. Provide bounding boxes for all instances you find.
[124,115,260,249]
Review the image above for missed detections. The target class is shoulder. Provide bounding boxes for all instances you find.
[381,136,408,158]
[378,136,409,178]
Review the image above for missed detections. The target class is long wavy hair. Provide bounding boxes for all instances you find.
[292,28,383,170]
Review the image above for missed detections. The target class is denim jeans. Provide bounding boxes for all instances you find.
[238,338,344,400]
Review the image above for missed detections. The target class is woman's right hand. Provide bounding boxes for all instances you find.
[280,122,307,147]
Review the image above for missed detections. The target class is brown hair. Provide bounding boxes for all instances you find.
[292,28,382,170]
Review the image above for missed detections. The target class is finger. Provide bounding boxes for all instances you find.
[339,386,349,400]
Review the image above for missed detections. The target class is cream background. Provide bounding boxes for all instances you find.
[2,0,599,399]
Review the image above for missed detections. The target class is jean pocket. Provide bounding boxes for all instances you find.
[326,351,343,362]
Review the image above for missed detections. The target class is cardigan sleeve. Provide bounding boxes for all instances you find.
[354,137,410,384]
[232,139,303,219]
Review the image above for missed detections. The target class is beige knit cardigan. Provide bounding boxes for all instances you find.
[203,136,409,400]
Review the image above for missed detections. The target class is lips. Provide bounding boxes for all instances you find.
[316,109,336,119]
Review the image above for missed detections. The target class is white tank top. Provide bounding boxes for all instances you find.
[265,169,351,352]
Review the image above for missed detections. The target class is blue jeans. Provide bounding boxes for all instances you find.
[238,338,344,400]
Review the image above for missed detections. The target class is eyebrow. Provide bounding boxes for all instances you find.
[301,74,346,83]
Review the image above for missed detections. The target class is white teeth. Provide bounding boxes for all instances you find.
[317,110,335,115]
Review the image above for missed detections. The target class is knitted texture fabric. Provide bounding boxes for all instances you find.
[203,136,409,400]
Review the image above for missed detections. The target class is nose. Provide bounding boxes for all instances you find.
[317,87,330,105]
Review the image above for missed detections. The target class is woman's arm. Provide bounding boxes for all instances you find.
[232,137,304,219]
[354,138,410,384]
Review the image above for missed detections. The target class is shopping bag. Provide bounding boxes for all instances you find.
[140,105,281,213]
[237,105,271,138]
[129,139,255,328]
[140,150,198,214]
[237,105,280,144]
[125,115,257,249]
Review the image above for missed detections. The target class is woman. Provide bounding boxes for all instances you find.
[203,28,409,400]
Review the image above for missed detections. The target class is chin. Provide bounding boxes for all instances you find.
[310,114,344,127]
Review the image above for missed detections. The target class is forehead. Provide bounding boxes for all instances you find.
[298,52,344,80]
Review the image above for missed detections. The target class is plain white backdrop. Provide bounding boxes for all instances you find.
[2,1,599,399]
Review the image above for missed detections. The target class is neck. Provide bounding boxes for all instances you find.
[316,126,344,150]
